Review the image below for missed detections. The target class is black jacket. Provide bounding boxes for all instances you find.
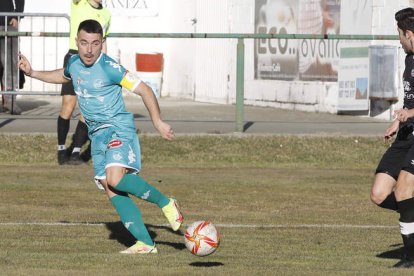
[0,0,25,26]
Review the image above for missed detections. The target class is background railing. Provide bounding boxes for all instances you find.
[0,21,401,131]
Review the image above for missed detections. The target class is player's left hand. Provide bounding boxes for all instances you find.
[394,108,411,122]
[9,18,18,28]
[154,120,174,140]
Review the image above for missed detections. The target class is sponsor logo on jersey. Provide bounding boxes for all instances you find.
[108,139,123,149]
[404,80,412,93]
[105,60,122,72]
[411,69,414,77]
[128,145,136,164]
[79,69,91,75]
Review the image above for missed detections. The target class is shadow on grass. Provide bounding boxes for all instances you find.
[105,221,185,251]
[376,243,403,260]
[189,262,224,267]
[18,100,50,113]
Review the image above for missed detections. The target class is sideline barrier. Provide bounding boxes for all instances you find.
[0,24,400,131]
[0,12,69,98]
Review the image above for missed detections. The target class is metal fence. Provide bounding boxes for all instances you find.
[0,12,69,97]
[0,12,400,131]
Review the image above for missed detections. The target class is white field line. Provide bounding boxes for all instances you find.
[0,222,398,229]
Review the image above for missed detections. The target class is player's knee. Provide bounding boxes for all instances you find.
[60,97,76,117]
[394,172,414,200]
[370,180,393,205]
[60,105,74,118]
[106,167,127,188]
[106,178,117,188]
[106,174,123,188]
[370,188,387,205]
[395,187,412,201]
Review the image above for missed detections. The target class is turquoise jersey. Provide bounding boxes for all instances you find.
[63,53,140,134]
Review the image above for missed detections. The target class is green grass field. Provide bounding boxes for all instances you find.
[0,134,408,275]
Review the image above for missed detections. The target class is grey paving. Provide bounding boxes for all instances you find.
[0,95,390,136]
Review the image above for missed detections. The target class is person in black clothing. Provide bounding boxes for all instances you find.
[0,0,24,114]
[371,7,414,268]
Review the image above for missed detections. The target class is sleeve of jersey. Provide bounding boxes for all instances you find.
[119,70,142,92]
[103,56,142,91]
[63,56,76,80]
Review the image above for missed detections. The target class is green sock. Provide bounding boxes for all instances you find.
[110,194,154,246]
[116,174,170,208]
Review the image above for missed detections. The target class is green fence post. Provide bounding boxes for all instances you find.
[236,38,245,133]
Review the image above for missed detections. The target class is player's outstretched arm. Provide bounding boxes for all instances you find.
[19,54,69,84]
[134,82,174,140]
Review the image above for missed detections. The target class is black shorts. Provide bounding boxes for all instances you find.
[376,124,414,180]
[61,49,78,96]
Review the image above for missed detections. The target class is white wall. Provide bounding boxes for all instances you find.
[20,2,70,92]
[20,0,414,117]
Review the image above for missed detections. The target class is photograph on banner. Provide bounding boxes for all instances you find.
[254,0,341,81]
[255,0,299,80]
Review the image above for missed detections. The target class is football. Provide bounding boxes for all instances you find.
[184,221,220,256]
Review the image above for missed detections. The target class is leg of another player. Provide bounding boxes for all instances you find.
[370,173,397,211]
[69,114,89,164]
[394,171,414,268]
[57,95,77,164]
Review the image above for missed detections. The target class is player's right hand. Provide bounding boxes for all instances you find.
[154,120,174,141]
[384,119,399,142]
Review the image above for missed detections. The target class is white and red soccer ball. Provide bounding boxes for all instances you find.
[184,221,220,256]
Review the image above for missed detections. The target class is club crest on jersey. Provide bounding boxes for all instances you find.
[112,151,123,161]
[94,79,104,89]
[108,139,122,149]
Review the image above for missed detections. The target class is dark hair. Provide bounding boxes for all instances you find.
[395,8,414,33]
[77,19,103,36]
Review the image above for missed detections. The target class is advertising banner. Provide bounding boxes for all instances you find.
[337,47,369,111]
[255,0,341,81]
[103,0,160,16]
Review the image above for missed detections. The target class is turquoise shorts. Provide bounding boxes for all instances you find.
[90,126,141,188]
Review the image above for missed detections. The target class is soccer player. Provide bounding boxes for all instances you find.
[58,0,111,165]
[18,19,183,254]
[370,7,414,268]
